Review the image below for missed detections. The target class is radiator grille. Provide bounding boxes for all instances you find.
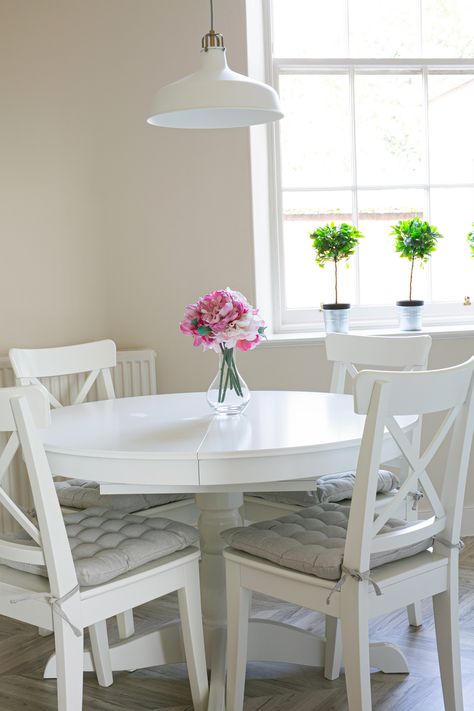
[0,349,157,533]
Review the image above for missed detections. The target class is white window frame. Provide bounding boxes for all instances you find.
[261,1,474,334]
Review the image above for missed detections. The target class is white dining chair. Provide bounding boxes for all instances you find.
[245,333,432,520]
[0,386,209,711]
[9,340,195,524]
[8,340,196,678]
[224,357,474,711]
[244,333,432,677]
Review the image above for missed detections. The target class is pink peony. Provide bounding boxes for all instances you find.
[180,288,265,352]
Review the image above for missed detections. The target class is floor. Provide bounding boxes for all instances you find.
[1,539,474,710]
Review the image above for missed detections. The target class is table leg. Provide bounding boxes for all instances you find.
[195,492,244,711]
[246,621,408,673]
[44,624,185,679]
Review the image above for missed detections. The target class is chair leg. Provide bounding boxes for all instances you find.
[116,609,135,639]
[407,601,423,627]
[177,561,209,711]
[38,626,53,637]
[54,616,84,711]
[226,559,251,711]
[340,581,372,711]
[401,467,424,629]
[89,620,113,687]
[433,567,464,711]
[325,615,343,680]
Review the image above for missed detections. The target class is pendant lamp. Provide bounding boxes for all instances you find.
[147,0,283,129]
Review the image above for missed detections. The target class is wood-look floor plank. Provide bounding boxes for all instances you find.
[0,538,473,709]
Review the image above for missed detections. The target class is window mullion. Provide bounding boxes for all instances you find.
[344,0,350,56]
[423,65,433,303]
[349,66,360,306]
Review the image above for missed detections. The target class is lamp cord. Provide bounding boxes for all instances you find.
[210,0,214,31]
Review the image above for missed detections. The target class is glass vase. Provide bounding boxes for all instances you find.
[207,347,250,415]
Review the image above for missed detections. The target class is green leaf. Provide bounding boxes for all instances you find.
[468,223,474,258]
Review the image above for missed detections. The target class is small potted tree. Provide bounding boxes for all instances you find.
[391,217,443,331]
[468,223,474,256]
[309,221,363,333]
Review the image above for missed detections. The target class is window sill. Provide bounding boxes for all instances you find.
[260,323,474,348]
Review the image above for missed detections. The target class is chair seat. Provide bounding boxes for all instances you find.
[2,507,199,586]
[249,469,399,508]
[222,502,432,581]
[55,479,193,512]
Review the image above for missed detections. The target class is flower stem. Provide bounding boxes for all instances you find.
[229,354,243,396]
[218,345,226,402]
[217,346,243,402]
[221,358,231,402]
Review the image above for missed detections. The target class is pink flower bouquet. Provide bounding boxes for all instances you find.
[180,289,265,411]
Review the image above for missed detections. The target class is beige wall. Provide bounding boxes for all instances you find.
[1,1,474,524]
[0,0,111,347]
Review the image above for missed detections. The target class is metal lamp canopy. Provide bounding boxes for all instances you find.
[147,0,283,129]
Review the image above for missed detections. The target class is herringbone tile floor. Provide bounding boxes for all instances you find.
[0,539,473,710]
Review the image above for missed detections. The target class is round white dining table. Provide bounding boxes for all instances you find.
[41,391,413,710]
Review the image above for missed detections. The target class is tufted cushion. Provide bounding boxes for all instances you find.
[222,502,432,580]
[250,469,399,508]
[55,479,193,513]
[1,507,199,587]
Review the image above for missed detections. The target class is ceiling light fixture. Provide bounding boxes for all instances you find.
[147,0,283,129]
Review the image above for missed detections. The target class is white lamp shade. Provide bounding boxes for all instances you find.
[147,48,283,129]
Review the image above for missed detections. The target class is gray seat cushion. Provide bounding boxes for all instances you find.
[250,469,399,507]
[2,507,199,587]
[55,479,193,513]
[222,502,432,580]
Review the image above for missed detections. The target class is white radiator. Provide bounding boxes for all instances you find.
[0,349,157,533]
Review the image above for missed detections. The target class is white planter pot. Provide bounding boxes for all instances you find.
[323,304,350,333]
[396,300,424,331]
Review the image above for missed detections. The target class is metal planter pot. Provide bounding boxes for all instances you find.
[396,300,424,331]
[323,303,351,333]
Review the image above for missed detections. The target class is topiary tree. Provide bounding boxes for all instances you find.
[309,222,363,305]
[391,217,443,301]
[468,223,474,257]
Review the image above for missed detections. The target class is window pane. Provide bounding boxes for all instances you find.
[282,191,355,308]
[429,74,474,184]
[349,0,420,58]
[272,0,347,58]
[279,75,352,188]
[355,73,425,185]
[358,190,426,304]
[430,188,474,301]
[422,0,474,57]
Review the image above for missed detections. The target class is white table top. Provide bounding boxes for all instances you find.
[42,391,414,490]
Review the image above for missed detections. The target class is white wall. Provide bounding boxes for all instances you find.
[1,1,473,527]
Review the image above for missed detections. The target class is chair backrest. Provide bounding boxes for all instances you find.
[9,340,117,409]
[343,358,474,575]
[0,387,77,598]
[325,333,432,394]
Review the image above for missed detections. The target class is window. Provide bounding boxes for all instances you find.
[265,0,474,331]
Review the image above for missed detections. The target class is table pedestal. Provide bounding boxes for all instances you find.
[44,492,409,709]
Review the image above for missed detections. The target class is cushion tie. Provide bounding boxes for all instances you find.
[326,565,382,605]
[10,584,82,637]
[434,537,464,552]
[409,490,424,511]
